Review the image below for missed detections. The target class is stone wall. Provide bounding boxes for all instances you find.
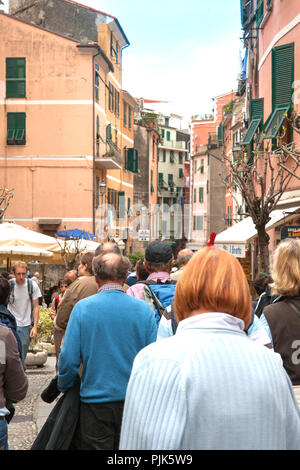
[9,0,107,42]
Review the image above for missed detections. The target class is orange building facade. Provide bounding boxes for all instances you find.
[1,1,138,249]
[0,11,113,236]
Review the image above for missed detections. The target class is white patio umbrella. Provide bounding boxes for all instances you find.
[0,222,58,250]
[0,243,53,258]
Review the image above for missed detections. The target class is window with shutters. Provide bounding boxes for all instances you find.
[6,58,26,98]
[110,32,119,65]
[7,112,26,145]
[151,171,154,193]
[217,123,224,145]
[159,173,164,185]
[256,0,264,27]
[166,131,171,141]
[96,175,100,207]
[128,106,132,129]
[170,151,175,163]
[108,188,118,212]
[196,216,203,231]
[126,148,138,173]
[123,101,127,126]
[118,191,126,218]
[96,116,100,157]
[179,168,184,179]
[116,91,120,117]
[106,124,112,142]
[199,187,204,203]
[95,64,99,101]
[242,98,264,145]
[168,174,174,191]
[264,43,294,140]
[109,83,113,112]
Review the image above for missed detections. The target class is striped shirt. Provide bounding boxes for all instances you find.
[120,313,300,450]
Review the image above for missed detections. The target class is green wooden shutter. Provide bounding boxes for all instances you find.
[108,83,112,111]
[118,191,125,218]
[242,98,264,145]
[217,123,224,144]
[242,118,261,145]
[123,102,127,126]
[7,112,26,145]
[263,43,294,140]
[272,43,294,108]
[250,98,264,120]
[199,187,204,203]
[6,58,26,98]
[264,105,290,139]
[159,173,164,185]
[256,0,264,26]
[126,148,138,173]
[95,64,99,101]
[96,175,100,207]
[106,124,112,141]
[128,106,132,129]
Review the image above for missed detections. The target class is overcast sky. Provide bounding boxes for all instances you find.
[2,0,243,125]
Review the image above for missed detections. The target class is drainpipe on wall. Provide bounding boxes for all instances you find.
[92,50,101,236]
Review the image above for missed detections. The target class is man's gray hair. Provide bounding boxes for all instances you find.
[177,249,194,267]
[92,253,131,283]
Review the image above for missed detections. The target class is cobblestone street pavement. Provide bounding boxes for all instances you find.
[7,356,56,451]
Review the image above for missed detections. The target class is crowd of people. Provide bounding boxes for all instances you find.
[0,238,300,450]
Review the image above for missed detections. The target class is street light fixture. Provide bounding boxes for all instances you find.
[99,179,106,197]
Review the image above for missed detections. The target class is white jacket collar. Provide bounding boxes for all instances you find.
[177,312,245,334]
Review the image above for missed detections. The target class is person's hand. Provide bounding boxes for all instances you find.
[30,326,38,338]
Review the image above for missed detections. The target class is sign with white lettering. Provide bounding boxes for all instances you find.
[215,243,246,258]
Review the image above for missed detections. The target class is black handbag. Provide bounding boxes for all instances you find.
[41,376,61,403]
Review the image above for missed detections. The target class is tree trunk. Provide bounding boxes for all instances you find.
[256,225,270,274]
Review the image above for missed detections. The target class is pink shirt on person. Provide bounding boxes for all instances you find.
[126,272,172,300]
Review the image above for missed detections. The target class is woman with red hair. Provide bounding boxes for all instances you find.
[119,247,300,450]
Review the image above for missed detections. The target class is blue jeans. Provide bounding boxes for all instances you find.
[0,419,8,450]
[16,326,31,370]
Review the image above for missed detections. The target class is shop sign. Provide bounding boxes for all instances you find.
[215,243,246,258]
[138,229,150,241]
[281,225,300,240]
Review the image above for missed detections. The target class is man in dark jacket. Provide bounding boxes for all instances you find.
[0,276,28,450]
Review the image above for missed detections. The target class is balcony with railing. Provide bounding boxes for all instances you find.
[159,139,188,150]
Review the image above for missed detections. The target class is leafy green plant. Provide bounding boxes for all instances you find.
[30,306,54,349]
[127,252,144,269]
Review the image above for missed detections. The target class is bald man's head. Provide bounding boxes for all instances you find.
[177,249,194,268]
[92,252,131,285]
[94,242,121,257]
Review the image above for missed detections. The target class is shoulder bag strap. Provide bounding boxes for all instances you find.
[286,301,300,319]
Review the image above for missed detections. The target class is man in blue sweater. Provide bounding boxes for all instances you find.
[57,252,157,450]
